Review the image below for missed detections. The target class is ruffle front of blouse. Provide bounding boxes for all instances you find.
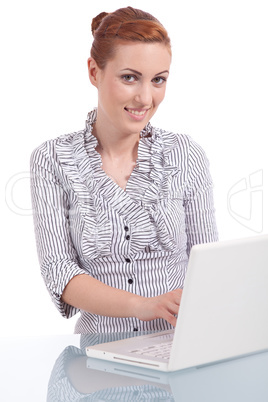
[56,109,183,258]
[55,110,111,259]
[128,125,183,252]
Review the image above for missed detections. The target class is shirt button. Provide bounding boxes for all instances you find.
[125,258,131,263]
[124,226,129,231]
[128,278,133,284]
[125,235,130,240]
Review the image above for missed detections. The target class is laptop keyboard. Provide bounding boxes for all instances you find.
[129,341,172,360]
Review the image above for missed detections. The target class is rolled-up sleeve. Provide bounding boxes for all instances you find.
[183,138,218,256]
[30,143,87,318]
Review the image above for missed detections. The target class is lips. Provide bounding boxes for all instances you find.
[124,107,153,122]
[124,108,147,116]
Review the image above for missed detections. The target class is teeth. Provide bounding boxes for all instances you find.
[126,109,146,116]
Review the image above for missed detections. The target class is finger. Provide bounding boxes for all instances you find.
[171,289,183,305]
[164,311,177,327]
[174,297,181,306]
[166,293,181,307]
[167,303,180,316]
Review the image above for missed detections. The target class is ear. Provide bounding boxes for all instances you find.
[87,57,101,88]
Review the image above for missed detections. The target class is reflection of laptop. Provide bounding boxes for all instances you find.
[86,235,268,372]
[86,350,268,401]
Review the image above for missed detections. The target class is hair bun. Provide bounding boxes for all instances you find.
[91,12,109,36]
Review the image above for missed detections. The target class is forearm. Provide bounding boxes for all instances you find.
[61,274,141,318]
[61,274,182,326]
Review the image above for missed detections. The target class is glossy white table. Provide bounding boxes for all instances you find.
[1,332,267,401]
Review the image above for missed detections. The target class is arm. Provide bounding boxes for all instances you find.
[184,138,218,255]
[31,143,181,325]
[30,143,87,318]
[62,274,182,326]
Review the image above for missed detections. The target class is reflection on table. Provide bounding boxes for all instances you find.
[47,332,268,402]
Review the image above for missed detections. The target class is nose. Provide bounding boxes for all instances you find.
[134,82,152,106]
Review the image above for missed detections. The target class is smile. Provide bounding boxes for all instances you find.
[124,108,149,116]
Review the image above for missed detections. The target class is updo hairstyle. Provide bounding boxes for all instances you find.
[90,6,171,69]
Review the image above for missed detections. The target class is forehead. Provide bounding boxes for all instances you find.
[107,41,172,72]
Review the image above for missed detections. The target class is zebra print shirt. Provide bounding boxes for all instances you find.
[30,109,218,334]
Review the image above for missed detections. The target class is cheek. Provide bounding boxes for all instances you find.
[106,81,132,105]
[154,88,167,106]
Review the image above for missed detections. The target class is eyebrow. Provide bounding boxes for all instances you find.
[120,68,169,76]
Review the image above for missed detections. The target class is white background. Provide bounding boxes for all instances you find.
[1,0,267,336]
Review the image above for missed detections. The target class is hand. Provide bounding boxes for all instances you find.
[135,288,183,327]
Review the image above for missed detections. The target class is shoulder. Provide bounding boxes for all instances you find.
[153,126,190,145]
[30,128,86,166]
[152,126,208,163]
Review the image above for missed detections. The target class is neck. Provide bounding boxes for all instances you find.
[93,120,140,160]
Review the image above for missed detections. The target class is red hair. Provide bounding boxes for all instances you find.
[90,7,171,69]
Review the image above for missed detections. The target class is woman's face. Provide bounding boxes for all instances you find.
[89,42,172,138]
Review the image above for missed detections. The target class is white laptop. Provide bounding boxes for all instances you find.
[86,234,268,372]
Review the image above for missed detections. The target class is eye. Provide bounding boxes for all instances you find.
[152,76,166,85]
[122,74,137,83]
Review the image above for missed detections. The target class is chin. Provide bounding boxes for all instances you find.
[125,122,149,136]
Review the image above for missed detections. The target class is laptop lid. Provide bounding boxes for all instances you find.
[169,234,268,370]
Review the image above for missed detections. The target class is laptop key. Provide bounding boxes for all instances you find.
[129,341,172,359]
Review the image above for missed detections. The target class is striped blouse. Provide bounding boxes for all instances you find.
[30,108,218,334]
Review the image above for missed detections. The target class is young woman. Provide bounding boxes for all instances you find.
[30,7,218,334]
